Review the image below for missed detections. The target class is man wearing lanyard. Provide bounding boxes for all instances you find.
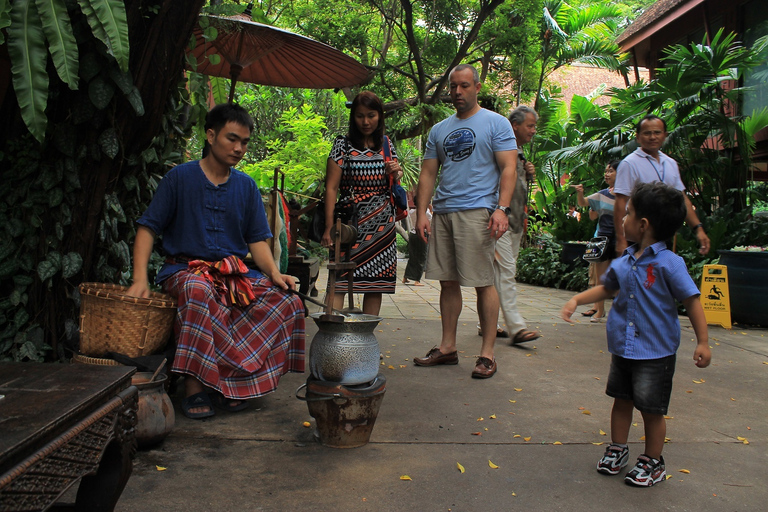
[613,115,710,255]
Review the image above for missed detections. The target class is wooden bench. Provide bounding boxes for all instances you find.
[0,363,137,511]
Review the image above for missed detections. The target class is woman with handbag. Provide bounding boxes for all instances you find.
[574,160,621,322]
[321,91,403,315]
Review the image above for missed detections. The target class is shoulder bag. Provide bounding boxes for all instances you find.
[384,136,408,221]
[582,236,609,262]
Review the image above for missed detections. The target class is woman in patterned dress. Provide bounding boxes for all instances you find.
[321,91,403,315]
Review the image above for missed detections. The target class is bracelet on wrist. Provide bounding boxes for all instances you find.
[691,223,703,233]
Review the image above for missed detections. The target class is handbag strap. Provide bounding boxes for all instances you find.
[383,136,398,189]
[341,136,355,200]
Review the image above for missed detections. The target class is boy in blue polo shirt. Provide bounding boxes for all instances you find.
[561,182,711,487]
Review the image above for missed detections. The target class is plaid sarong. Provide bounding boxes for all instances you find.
[164,268,305,399]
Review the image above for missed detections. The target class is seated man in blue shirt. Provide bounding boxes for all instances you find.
[561,182,711,487]
[127,103,305,420]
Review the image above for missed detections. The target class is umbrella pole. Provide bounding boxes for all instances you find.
[228,64,243,103]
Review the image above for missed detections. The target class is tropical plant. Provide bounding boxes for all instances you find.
[1,0,131,142]
[535,0,628,109]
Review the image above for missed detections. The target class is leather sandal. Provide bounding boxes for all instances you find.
[511,329,540,345]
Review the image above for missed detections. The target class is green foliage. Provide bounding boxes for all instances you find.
[5,0,131,142]
[516,233,588,291]
[240,104,333,195]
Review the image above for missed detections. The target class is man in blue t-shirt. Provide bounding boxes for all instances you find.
[412,64,518,379]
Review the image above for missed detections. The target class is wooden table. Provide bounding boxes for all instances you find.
[0,363,137,511]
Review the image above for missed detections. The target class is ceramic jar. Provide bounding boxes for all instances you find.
[131,372,175,448]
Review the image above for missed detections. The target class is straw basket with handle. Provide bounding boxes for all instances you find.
[78,282,177,358]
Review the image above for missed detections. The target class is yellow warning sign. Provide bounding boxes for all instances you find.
[700,264,731,329]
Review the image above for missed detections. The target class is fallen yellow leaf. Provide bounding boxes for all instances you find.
[664,416,674,420]
[400,475,412,481]
[592,442,604,445]
[511,492,517,497]
[599,429,607,436]
[679,469,690,474]
[490,414,497,419]
[737,436,749,444]
[514,388,523,392]
[302,421,311,428]
[457,462,465,474]
[156,465,167,471]
[524,436,531,441]
[553,441,562,445]
[513,434,521,438]
[509,400,516,403]
[639,435,646,441]
[665,475,673,480]
[582,410,591,415]
[692,379,705,384]
[387,365,395,369]
[489,460,499,469]
[477,417,484,421]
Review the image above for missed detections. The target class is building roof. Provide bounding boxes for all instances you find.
[617,0,690,45]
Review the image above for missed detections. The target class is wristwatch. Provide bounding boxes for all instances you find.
[495,205,511,214]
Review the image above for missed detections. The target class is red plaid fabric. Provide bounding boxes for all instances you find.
[187,255,257,308]
[164,269,305,399]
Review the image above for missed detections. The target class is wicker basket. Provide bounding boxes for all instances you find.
[71,353,122,366]
[78,282,177,358]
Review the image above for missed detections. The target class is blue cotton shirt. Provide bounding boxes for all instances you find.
[424,108,517,214]
[137,160,272,283]
[614,148,685,196]
[602,241,700,359]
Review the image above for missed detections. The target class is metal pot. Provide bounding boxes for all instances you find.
[308,312,382,385]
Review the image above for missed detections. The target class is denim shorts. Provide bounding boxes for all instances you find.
[605,354,676,415]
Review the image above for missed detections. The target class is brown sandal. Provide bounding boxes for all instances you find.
[511,330,540,345]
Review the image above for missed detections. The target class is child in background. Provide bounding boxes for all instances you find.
[560,182,711,487]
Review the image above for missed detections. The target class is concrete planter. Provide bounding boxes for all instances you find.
[718,250,768,327]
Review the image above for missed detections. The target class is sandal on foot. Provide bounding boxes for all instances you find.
[210,392,249,413]
[581,308,598,317]
[511,329,540,345]
[590,315,604,323]
[181,391,215,419]
[413,281,424,286]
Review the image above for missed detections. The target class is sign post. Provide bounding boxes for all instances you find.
[700,264,731,329]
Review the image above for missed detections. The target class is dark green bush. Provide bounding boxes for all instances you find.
[517,233,589,291]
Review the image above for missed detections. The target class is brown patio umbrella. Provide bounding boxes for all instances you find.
[186,14,370,101]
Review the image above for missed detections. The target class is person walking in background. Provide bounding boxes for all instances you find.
[574,160,621,323]
[321,91,403,316]
[613,114,710,255]
[402,188,431,286]
[412,64,518,379]
[561,182,711,487]
[127,103,305,420]
[482,105,541,345]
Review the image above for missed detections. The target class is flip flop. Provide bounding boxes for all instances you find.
[581,309,598,317]
[181,391,215,419]
[590,316,604,323]
[210,392,249,413]
[511,329,540,345]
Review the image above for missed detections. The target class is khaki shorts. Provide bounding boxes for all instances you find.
[425,208,495,287]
